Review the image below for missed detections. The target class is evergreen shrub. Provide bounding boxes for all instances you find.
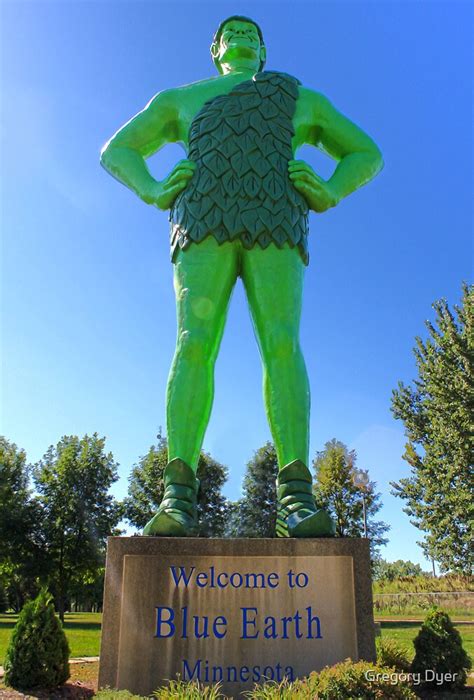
[411,607,471,689]
[3,589,70,689]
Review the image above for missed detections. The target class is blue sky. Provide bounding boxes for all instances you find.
[1,0,472,568]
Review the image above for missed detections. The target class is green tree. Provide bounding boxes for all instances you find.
[124,432,229,537]
[69,566,105,612]
[313,439,389,557]
[226,442,278,538]
[372,558,427,581]
[4,588,70,689]
[0,438,45,610]
[391,284,473,573]
[34,434,122,620]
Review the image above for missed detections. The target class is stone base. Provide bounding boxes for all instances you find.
[99,537,375,698]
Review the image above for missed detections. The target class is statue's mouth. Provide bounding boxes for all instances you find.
[227,35,255,45]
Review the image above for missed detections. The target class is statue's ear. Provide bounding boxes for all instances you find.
[259,45,267,64]
[210,42,220,59]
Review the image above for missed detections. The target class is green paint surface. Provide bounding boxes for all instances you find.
[100,16,383,535]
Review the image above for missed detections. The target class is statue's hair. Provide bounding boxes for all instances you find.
[211,16,266,72]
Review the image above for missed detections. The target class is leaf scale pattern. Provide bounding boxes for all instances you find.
[169,71,310,265]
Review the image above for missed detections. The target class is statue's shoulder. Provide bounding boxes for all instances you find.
[297,85,328,100]
[291,86,337,132]
[155,75,240,111]
[169,74,232,96]
[296,85,333,113]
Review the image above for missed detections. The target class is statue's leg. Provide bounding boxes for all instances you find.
[167,237,239,471]
[241,243,309,466]
[144,237,238,537]
[241,243,334,537]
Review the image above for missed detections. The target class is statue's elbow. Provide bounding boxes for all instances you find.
[100,142,113,170]
[373,145,384,175]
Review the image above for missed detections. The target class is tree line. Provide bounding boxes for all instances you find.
[1,284,471,614]
[0,432,388,615]
[0,435,120,618]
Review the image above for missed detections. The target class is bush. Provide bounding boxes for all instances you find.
[97,662,417,699]
[242,660,416,699]
[308,659,417,699]
[95,682,226,699]
[376,638,411,672]
[3,588,70,690]
[244,678,305,698]
[411,607,471,689]
[154,679,226,698]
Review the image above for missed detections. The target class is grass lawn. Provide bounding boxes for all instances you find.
[380,621,473,659]
[1,612,472,661]
[0,613,101,664]
[375,612,474,622]
[1,613,472,691]
[375,609,474,621]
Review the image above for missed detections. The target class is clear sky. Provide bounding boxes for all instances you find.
[1,1,472,568]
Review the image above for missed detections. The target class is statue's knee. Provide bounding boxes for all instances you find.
[177,328,213,363]
[264,327,299,362]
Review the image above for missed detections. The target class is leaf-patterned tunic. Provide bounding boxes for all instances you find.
[169,71,310,265]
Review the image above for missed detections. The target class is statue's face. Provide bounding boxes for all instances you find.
[213,19,264,70]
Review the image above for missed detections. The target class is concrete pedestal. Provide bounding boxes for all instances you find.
[99,537,375,698]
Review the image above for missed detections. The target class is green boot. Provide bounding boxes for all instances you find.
[275,460,335,538]
[143,458,199,536]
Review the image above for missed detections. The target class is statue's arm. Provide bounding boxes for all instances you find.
[290,88,383,212]
[100,90,195,210]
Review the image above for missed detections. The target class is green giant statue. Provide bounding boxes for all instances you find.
[101,16,383,538]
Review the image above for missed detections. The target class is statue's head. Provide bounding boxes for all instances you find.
[210,16,266,74]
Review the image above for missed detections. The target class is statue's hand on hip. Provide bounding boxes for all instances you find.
[144,160,196,210]
[288,160,338,213]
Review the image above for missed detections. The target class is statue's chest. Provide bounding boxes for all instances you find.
[187,72,299,175]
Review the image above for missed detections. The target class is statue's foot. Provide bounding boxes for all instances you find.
[143,508,197,537]
[276,505,335,538]
[275,460,336,538]
[142,458,199,537]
